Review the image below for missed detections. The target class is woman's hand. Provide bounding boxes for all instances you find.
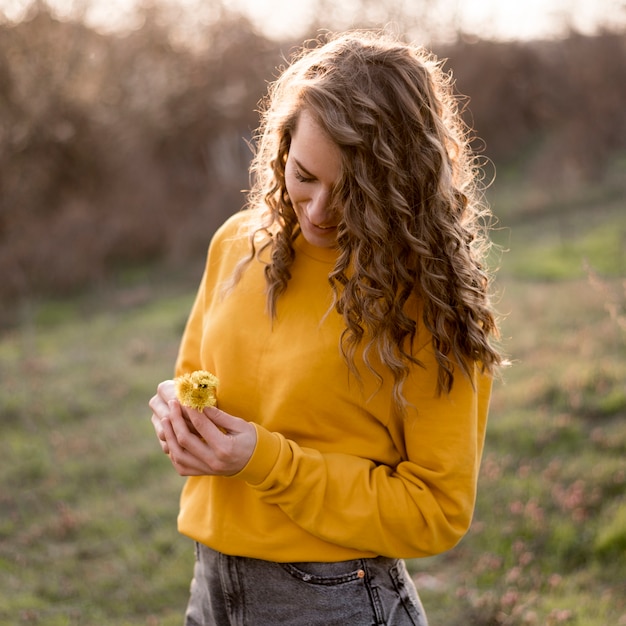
[149,380,257,476]
[150,380,197,454]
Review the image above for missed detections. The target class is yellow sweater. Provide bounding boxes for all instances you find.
[174,212,492,562]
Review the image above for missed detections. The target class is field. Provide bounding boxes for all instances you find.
[1,172,625,625]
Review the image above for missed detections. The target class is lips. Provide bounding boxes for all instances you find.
[296,208,339,248]
[305,213,337,231]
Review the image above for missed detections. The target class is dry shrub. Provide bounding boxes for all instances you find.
[0,3,281,320]
[0,3,624,323]
[442,32,626,185]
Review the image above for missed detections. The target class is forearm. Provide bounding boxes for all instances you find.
[235,424,477,558]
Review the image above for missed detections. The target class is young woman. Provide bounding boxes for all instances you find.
[149,30,503,625]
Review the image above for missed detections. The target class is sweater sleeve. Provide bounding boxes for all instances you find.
[174,274,206,377]
[235,346,492,559]
[174,213,249,378]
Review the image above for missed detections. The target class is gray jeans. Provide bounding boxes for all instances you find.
[184,542,429,626]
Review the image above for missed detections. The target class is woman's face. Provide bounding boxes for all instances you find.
[285,109,343,249]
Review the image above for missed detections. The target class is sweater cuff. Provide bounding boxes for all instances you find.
[234,423,281,486]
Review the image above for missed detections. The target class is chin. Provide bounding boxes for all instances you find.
[303,231,337,248]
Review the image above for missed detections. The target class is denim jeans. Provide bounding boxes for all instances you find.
[184,542,429,625]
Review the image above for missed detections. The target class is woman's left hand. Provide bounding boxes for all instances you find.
[152,385,257,476]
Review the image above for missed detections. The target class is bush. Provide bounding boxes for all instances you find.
[1,3,625,322]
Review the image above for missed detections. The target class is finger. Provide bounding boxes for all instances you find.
[150,413,170,455]
[187,407,229,442]
[151,413,167,442]
[167,401,210,460]
[191,407,257,475]
[192,406,243,436]
[148,392,169,417]
[157,380,177,403]
[167,405,238,475]
[179,404,203,437]
[161,415,207,474]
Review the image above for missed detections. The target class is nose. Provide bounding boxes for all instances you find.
[306,188,336,227]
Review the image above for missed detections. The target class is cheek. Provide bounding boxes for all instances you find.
[284,173,297,200]
[284,178,306,211]
[282,179,302,221]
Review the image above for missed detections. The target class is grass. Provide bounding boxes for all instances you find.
[409,273,626,625]
[488,152,626,281]
[1,175,625,624]
[408,169,626,624]
[0,287,196,625]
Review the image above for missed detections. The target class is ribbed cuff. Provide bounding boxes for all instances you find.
[233,422,282,486]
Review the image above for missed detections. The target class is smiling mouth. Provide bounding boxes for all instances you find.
[302,211,337,232]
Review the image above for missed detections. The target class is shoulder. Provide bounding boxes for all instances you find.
[207,211,259,259]
[212,211,255,243]
[202,210,272,282]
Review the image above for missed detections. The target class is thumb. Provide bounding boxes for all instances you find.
[201,405,244,434]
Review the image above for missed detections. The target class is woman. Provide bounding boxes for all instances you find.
[149,30,503,625]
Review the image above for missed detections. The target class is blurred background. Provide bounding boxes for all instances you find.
[1,0,625,315]
[1,1,625,624]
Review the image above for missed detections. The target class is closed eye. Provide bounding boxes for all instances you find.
[294,169,315,183]
[293,158,316,183]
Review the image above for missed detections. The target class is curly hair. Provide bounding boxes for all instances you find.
[237,30,503,411]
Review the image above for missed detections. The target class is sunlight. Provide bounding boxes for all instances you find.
[227,0,625,41]
[456,0,626,40]
[1,0,624,40]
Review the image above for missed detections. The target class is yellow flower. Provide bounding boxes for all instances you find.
[174,370,219,410]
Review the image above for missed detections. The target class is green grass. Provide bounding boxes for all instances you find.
[1,176,626,624]
[0,288,195,625]
[488,154,626,281]
[495,212,626,280]
[409,180,626,623]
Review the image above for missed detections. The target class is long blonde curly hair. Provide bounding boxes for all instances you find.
[237,30,503,410]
